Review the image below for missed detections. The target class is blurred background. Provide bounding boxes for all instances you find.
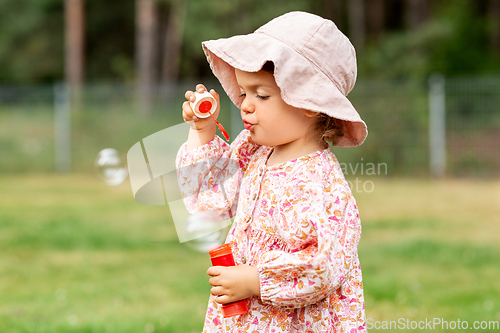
[0,0,499,332]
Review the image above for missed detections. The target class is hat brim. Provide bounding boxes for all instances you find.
[202,32,367,147]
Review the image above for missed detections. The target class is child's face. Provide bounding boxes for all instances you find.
[235,69,319,149]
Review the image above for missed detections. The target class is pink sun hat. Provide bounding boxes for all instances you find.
[201,11,367,147]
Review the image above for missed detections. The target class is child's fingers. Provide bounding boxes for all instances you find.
[210,285,225,296]
[208,274,223,287]
[214,294,231,305]
[184,90,196,103]
[196,84,207,93]
[184,85,210,103]
[210,286,232,305]
[209,89,220,113]
[207,266,222,277]
[209,89,219,100]
[182,101,197,121]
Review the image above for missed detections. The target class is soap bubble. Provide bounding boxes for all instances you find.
[94,148,128,186]
[184,211,231,252]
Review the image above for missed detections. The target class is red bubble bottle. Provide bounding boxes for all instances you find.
[208,243,249,317]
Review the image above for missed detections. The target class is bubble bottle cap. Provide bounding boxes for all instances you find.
[208,243,233,258]
[190,91,217,118]
[190,90,230,141]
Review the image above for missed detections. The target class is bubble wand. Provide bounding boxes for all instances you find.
[191,91,230,141]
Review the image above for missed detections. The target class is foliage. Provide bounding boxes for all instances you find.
[85,0,136,81]
[360,0,500,79]
[0,0,64,83]
[0,0,499,83]
[180,0,312,77]
[359,20,454,80]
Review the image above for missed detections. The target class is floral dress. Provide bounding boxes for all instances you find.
[176,130,366,333]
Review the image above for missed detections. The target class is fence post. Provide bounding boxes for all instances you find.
[54,83,71,173]
[428,74,446,178]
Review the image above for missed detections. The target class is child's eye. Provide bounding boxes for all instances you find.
[239,93,246,98]
[257,95,269,100]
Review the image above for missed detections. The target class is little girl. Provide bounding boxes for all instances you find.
[176,11,368,333]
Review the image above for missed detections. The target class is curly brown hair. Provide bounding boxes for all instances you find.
[314,113,345,145]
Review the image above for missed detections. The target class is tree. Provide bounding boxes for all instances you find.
[136,0,159,114]
[405,0,429,29]
[65,0,85,88]
[321,0,345,30]
[488,0,500,54]
[161,0,187,84]
[347,0,365,54]
[367,0,385,41]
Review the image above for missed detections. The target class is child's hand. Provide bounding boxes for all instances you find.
[182,84,220,132]
[207,264,261,304]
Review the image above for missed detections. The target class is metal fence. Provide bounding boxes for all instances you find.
[0,76,499,177]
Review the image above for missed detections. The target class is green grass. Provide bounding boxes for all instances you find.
[0,175,499,332]
[353,178,500,332]
[0,175,210,333]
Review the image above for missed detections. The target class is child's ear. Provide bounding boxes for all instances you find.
[304,110,320,118]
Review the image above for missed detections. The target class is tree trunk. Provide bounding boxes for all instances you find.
[488,0,500,54]
[367,0,385,41]
[347,0,365,54]
[64,0,85,103]
[161,0,187,84]
[323,0,344,30]
[136,0,159,114]
[406,0,429,29]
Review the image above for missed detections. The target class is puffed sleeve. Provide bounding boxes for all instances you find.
[257,172,362,308]
[175,130,259,219]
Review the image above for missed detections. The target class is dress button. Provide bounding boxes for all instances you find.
[259,169,263,176]
[252,193,257,200]
[241,257,247,264]
[246,217,251,223]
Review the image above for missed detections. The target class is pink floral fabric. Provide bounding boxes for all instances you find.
[176,130,366,333]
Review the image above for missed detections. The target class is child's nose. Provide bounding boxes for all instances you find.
[241,99,255,114]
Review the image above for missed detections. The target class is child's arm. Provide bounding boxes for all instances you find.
[176,86,259,217]
[256,180,363,308]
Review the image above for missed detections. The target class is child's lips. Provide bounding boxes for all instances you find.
[243,120,254,130]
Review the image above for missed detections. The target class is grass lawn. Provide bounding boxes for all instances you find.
[0,174,499,332]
